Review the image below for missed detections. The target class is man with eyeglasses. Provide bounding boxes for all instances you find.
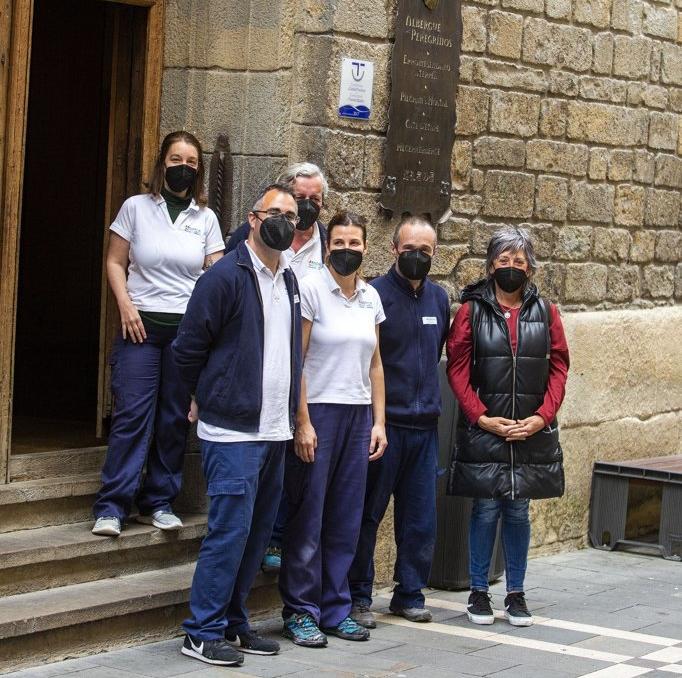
[227,162,328,279]
[173,184,303,667]
[227,162,329,574]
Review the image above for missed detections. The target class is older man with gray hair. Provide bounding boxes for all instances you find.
[227,162,328,279]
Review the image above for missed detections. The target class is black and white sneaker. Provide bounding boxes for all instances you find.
[504,592,534,626]
[181,634,244,666]
[467,590,495,625]
[226,629,280,655]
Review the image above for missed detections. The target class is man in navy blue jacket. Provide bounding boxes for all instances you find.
[173,184,303,667]
[227,162,328,574]
[349,215,450,627]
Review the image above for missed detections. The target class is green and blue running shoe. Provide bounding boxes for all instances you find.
[282,613,328,648]
[322,616,370,641]
[261,547,281,573]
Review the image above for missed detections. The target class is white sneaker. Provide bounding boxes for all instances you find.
[92,516,121,537]
[137,510,183,530]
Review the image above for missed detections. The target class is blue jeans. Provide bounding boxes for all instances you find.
[183,439,286,640]
[280,404,371,628]
[470,498,530,593]
[349,425,438,610]
[93,322,191,520]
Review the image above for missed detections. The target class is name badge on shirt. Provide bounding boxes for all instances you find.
[307,260,324,269]
[422,316,438,325]
[358,300,373,309]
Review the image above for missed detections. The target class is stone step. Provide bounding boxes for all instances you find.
[0,563,280,673]
[0,474,101,533]
[9,447,106,482]
[0,515,207,596]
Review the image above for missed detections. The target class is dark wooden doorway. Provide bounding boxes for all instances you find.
[11,0,111,452]
[1,0,165,469]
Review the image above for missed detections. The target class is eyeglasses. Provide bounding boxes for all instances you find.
[252,209,300,225]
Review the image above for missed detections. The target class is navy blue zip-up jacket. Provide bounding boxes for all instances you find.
[172,241,303,433]
[226,220,328,263]
[371,266,450,429]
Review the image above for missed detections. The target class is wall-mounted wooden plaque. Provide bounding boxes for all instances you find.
[381,0,462,216]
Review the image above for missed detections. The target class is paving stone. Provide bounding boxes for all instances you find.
[373,621,497,654]
[468,643,613,674]
[488,666,578,678]
[2,658,103,678]
[371,644,517,675]
[571,636,667,658]
[93,648,203,677]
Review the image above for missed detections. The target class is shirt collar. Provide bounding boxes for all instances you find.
[152,192,200,212]
[321,264,367,295]
[286,222,320,258]
[245,241,289,276]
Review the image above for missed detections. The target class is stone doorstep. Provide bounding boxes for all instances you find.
[0,515,208,571]
[0,562,278,642]
[8,448,107,483]
[0,474,100,506]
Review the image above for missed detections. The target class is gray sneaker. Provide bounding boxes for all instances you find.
[92,516,121,537]
[389,605,433,623]
[137,510,183,530]
[350,603,376,629]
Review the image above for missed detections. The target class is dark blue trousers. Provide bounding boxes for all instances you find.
[349,424,438,610]
[268,440,292,550]
[183,439,286,640]
[93,322,191,520]
[280,403,371,628]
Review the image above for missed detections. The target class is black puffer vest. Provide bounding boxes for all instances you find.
[447,279,564,500]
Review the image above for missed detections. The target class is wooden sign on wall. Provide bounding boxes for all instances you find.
[381,0,462,217]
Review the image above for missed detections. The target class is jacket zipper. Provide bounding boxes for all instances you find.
[414,290,422,413]
[490,300,522,499]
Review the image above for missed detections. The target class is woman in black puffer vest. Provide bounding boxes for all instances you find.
[446,227,570,629]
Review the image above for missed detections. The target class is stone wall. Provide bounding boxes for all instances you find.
[162,0,682,585]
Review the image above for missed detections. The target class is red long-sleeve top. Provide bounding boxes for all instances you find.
[446,302,570,426]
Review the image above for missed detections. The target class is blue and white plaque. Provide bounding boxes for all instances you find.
[338,58,374,120]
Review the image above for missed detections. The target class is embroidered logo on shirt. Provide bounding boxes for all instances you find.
[358,300,373,309]
[308,261,324,269]
[422,316,438,325]
[183,224,202,236]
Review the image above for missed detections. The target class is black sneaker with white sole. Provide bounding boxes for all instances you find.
[181,634,244,666]
[467,590,495,625]
[226,629,280,655]
[504,592,534,626]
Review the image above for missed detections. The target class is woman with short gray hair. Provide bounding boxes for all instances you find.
[446,227,570,628]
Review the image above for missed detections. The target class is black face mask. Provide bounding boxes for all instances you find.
[259,214,295,251]
[165,164,197,193]
[296,198,320,231]
[328,248,363,276]
[397,250,432,281]
[494,266,527,293]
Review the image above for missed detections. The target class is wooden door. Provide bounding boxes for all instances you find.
[0,0,165,481]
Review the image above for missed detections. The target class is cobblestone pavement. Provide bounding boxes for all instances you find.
[5,548,682,678]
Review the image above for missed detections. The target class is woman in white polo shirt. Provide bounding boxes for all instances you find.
[92,131,224,537]
[280,211,388,647]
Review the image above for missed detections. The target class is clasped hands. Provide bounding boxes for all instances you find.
[477,414,546,441]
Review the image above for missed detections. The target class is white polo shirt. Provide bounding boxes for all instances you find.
[300,266,385,405]
[110,193,224,313]
[285,222,325,280]
[198,243,293,443]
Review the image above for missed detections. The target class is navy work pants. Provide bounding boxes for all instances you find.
[93,322,191,520]
[349,424,438,610]
[183,439,286,640]
[280,403,371,628]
